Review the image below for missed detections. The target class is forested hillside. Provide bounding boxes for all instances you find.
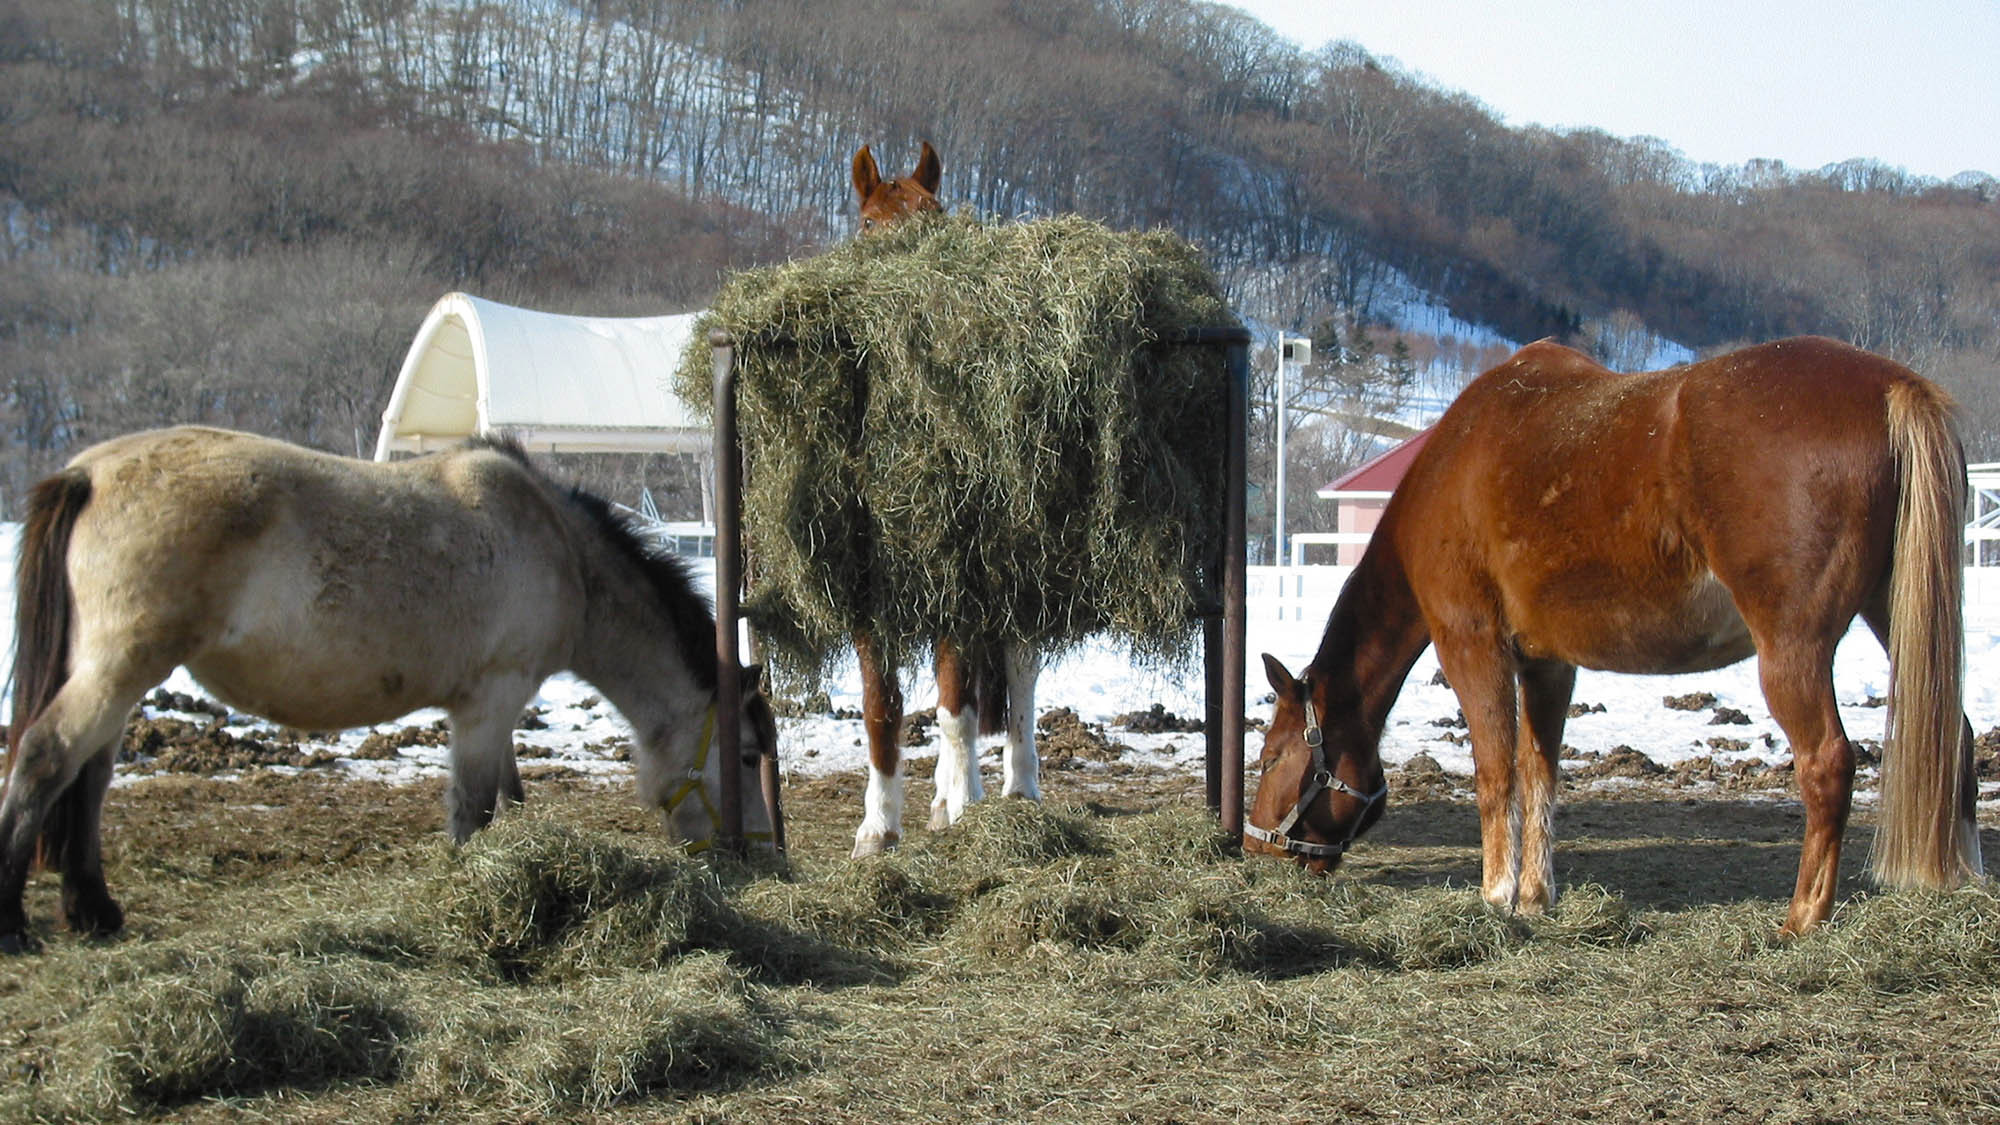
[3,0,1997,522]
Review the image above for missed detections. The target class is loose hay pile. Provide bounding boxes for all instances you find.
[674,215,1237,679]
[8,796,2000,1121]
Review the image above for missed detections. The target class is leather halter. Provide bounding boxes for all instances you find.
[1244,697,1387,861]
[660,705,777,854]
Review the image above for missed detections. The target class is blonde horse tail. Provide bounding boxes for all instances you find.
[8,468,92,871]
[1870,378,1976,889]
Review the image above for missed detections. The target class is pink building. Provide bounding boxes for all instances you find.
[1313,428,1433,565]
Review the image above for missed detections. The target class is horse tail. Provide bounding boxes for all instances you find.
[1870,377,1975,889]
[975,646,1008,736]
[8,468,92,871]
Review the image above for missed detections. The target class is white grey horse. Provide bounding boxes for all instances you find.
[0,425,776,953]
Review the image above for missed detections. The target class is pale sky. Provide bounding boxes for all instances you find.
[1224,0,2000,181]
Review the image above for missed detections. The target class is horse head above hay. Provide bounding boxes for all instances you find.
[852,140,941,232]
[1247,337,1982,935]
[0,426,778,954]
[684,184,1234,858]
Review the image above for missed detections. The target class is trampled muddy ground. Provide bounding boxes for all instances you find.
[38,697,2000,937]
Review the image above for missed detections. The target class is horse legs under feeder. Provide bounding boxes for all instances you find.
[847,139,1049,854]
[852,633,1042,858]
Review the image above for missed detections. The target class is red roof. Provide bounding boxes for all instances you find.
[1319,427,1433,495]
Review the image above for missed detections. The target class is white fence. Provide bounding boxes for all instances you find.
[1969,463,2000,568]
[1249,565,1354,623]
[1967,567,2000,630]
[648,478,2000,632]
[1255,563,2000,633]
[1283,532,1369,567]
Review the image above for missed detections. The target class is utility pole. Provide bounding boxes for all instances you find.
[1273,333,1311,566]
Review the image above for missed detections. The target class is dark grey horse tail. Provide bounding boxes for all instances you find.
[975,646,1008,737]
[9,468,91,871]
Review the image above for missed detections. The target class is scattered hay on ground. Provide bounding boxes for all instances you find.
[738,854,954,950]
[1772,883,2000,993]
[22,950,408,1116]
[405,955,790,1113]
[8,780,2000,1123]
[423,813,728,981]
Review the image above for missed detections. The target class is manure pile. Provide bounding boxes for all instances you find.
[674,215,1238,679]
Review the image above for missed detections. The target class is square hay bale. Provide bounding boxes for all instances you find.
[676,215,1238,679]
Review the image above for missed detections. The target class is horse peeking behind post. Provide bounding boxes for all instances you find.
[842,141,1045,858]
[0,426,779,954]
[1248,336,1983,935]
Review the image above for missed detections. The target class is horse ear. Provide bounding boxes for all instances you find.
[851,145,881,202]
[742,664,765,695]
[912,140,942,195]
[1261,653,1297,697]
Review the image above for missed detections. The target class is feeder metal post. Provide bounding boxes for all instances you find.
[1188,327,1249,842]
[710,331,745,855]
[1205,618,1224,811]
[1222,334,1249,840]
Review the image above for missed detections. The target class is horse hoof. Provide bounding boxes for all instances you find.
[80,910,125,940]
[65,898,124,939]
[928,805,954,831]
[850,833,899,859]
[0,931,36,956]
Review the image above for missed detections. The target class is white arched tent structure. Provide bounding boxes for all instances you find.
[373,292,709,460]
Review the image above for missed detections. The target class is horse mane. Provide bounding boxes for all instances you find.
[465,436,720,693]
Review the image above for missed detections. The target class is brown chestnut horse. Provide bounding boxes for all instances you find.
[1249,336,1982,934]
[852,139,941,233]
[844,141,1044,857]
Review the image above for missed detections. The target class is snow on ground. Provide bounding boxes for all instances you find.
[5,520,2000,803]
